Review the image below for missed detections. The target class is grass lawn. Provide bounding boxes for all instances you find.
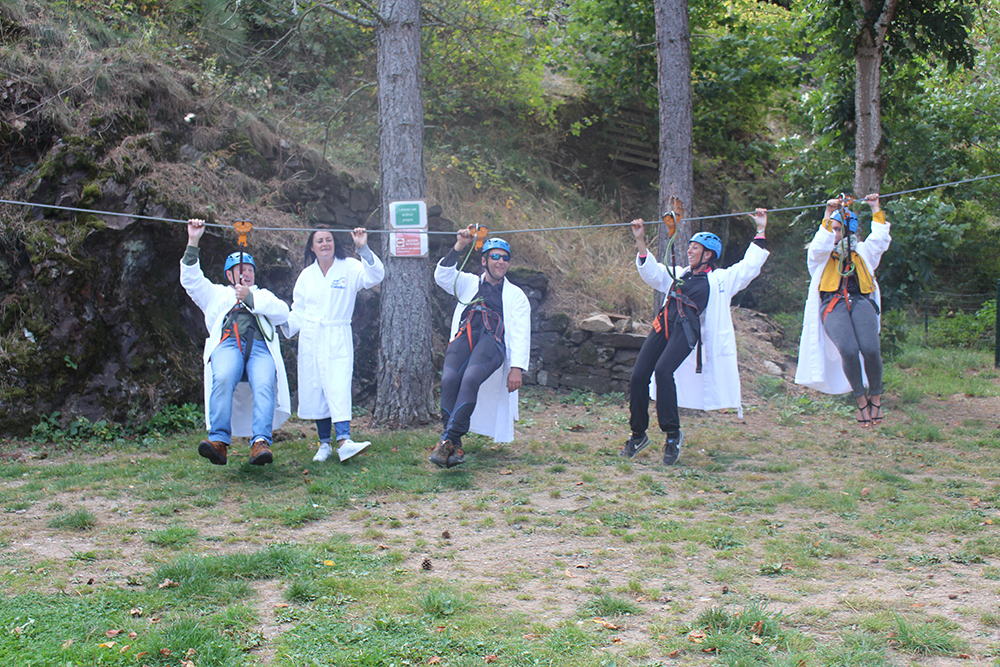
[2,346,1000,666]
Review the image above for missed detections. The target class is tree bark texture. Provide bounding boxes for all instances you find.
[373,0,435,428]
[653,0,694,307]
[853,0,898,196]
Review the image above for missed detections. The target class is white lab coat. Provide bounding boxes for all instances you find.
[281,253,385,422]
[434,260,531,443]
[640,242,769,418]
[180,259,291,436]
[795,218,891,394]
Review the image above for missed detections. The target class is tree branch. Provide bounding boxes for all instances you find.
[317,2,383,28]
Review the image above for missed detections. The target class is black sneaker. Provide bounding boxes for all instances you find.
[619,433,650,458]
[662,431,683,466]
[429,438,453,468]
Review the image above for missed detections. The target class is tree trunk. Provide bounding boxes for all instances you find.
[653,0,694,307]
[372,0,435,428]
[853,0,898,196]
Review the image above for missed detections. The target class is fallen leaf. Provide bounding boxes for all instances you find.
[159,648,171,657]
[986,519,994,525]
[135,652,147,659]
[751,634,763,645]
[98,642,116,649]
[688,630,706,643]
[180,661,196,667]
[668,649,680,658]
[958,653,971,659]
[575,481,583,486]
[574,563,589,569]
[61,639,74,649]
[483,655,498,663]
[105,629,121,638]
[701,647,716,653]
[593,618,620,630]
[129,608,142,617]
[429,657,442,665]
[751,621,764,634]
[435,625,448,633]
[861,487,870,497]
[521,633,540,640]
[119,644,130,653]
[500,469,513,475]
[323,560,335,566]
[377,544,389,549]
[157,579,179,589]
[611,636,623,643]
[274,603,289,608]
[128,631,137,639]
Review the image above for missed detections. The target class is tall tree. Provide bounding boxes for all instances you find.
[853,0,898,196]
[826,0,975,195]
[372,0,436,428]
[653,0,694,272]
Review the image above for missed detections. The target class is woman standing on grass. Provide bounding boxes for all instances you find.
[795,194,891,427]
[282,227,385,462]
[621,209,769,465]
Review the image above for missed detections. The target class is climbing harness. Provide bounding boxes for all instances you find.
[651,284,705,373]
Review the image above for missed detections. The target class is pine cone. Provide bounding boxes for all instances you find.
[421,558,432,570]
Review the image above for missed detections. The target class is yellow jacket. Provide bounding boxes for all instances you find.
[818,210,886,293]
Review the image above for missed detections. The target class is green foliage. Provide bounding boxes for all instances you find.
[565,0,800,160]
[876,195,967,309]
[879,309,909,359]
[146,403,204,434]
[925,300,996,350]
[423,0,561,123]
[891,613,963,655]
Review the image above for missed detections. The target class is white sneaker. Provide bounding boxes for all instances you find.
[337,438,371,461]
[312,442,334,462]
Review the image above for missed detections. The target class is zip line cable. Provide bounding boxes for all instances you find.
[2,171,999,240]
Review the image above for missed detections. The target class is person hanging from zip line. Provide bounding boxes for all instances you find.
[621,208,770,465]
[430,226,531,468]
[281,226,385,463]
[795,194,890,428]
[181,218,291,466]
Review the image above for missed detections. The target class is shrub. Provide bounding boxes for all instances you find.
[925,300,996,350]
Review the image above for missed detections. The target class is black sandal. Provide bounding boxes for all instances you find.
[868,400,883,427]
[856,403,871,428]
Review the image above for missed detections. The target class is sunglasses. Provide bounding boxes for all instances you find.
[487,253,510,262]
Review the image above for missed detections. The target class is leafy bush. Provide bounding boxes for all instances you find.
[879,308,909,359]
[925,300,996,350]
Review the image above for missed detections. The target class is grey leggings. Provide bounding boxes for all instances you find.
[822,295,883,397]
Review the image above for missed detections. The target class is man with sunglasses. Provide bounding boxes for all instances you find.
[430,226,531,468]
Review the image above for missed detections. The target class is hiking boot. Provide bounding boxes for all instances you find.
[198,439,228,465]
[337,438,371,462]
[248,439,273,466]
[312,442,334,462]
[662,431,683,466]
[619,433,650,458]
[429,438,454,468]
[446,446,466,468]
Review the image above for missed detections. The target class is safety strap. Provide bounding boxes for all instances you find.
[822,282,851,323]
[651,287,704,373]
[453,304,504,351]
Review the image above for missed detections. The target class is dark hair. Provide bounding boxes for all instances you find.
[304,226,347,265]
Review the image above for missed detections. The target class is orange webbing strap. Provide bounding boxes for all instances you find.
[822,284,851,323]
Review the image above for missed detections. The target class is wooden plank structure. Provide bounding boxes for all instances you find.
[606,107,659,169]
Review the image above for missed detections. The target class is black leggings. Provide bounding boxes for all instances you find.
[440,323,505,446]
[822,295,883,397]
[629,326,695,437]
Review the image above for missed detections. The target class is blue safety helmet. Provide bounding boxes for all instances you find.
[481,238,511,258]
[224,251,256,274]
[830,209,859,234]
[689,232,722,259]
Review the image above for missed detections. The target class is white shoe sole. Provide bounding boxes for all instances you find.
[337,440,371,462]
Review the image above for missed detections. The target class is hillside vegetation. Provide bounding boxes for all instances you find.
[1,0,999,432]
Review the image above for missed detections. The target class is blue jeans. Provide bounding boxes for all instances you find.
[208,336,276,445]
[316,418,351,444]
